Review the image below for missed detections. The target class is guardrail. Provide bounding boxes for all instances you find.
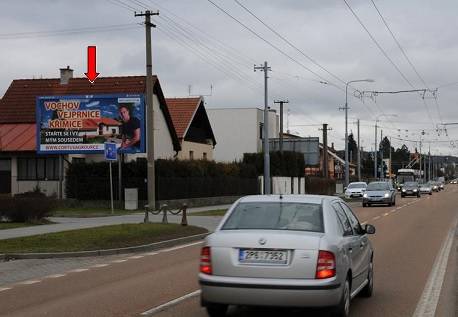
[143,203,188,226]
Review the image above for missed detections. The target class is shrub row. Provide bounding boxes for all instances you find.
[243,151,305,177]
[0,191,55,222]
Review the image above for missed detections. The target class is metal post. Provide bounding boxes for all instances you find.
[109,161,114,214]
[374,122,378,179]
[389,137,392,180]
[357,119,361,181]
[274,100,288,154]
[322,123,329,178]
[136,10,159,210]
[344,84,349,187]
[118,153,122,203]
[255,61,271,194]
[58,155,63,199]
[419,140,422,181]
[380,130,383,179]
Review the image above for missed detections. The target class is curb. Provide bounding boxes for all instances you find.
[0,232,209,261]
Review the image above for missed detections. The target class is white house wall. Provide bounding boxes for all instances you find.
[177,141,214,160]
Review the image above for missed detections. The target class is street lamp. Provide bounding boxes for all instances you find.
[345,79,374,187]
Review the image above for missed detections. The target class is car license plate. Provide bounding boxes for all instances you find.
[239,249,288,265]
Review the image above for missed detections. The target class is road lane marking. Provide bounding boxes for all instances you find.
[45,274,66,278]
[373,216,381,220]
[160,241,203,253]
[0,287,11,292]
[112,259,128,263]
[383,213,389,216]
[141,290,201,316]
[144,252,159,256]
[18,280,41,285]
[412,220,456,317]
[91,264,109,268]
[127,255,145,259]
[69,268,89,273]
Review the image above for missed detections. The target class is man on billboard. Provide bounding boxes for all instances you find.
[118,103,141,150]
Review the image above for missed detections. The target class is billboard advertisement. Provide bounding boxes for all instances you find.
[36,94,145,154]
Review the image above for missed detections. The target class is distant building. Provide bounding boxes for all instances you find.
[206,107,278,162]
[166,97,216,160]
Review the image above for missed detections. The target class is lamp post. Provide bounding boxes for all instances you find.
[374,114,397,179]
[345,79,374,187]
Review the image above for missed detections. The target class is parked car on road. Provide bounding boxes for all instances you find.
[362,181,396,207]
[450,179,457,184]
[431,181,440,192]
[401,181,420,198]
[199,195,376,317]
[419,182,433,195]
[344,182,367,198]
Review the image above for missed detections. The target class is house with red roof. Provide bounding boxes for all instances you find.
[166,97,216,160]
[0,67,180,197]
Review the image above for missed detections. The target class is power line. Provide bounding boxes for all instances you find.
[107,0,138,12]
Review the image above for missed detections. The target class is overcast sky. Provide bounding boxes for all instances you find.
[1,0,458,156]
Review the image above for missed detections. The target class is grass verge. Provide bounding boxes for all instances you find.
[0,220,53,230]
[190,209,227,217]
[0,223,207,253]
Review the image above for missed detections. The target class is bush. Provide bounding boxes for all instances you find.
[0,189,55,223]
[243,151,305,177]
[305,177,336,195]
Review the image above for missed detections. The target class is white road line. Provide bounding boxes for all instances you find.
[141,290,201,316]
[396,207,402,210]
[0,287,12,292]
[45,274,66,278]
[160,241,203,253]
[127,255,145,259]
[412,221,456,317]
[144,252,159,256]
[112,259,128,263]
[69,268,89,273]
[361,221,367,225]
[91,264,109,268]
[383,213,389,216]
[373,216,381,220]
[18,280,41,285]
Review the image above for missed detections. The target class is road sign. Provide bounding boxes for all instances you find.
[104,142,117,161]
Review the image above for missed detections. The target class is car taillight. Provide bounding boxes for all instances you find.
[200,246,212,275]
[315,250,336,279]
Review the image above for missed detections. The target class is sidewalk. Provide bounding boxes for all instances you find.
[0,204,231,240]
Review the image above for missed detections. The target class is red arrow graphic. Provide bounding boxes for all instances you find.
[84,46,100,83]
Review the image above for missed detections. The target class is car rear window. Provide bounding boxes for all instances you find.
[221,202,323,232]
[367,183,389,191]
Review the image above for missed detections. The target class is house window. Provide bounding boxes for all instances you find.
[111,128,116,134]
[17,157,59,181]
[203,152,207,160]
[189,151,194,160]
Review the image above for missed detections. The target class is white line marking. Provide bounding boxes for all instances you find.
[128,255,145,259]
[373,216,381,220]
[144,252,159,256]
[0,287,12,292]
[69,268,89,273]
[383,213,389,216]
[112,259,128,263]
[160,241,203,253]
[18,280,41,285]
[141,290,201,316]
[91,264,109,268]
[412,221,456,317]
[396,207,402,210]
[361,221,367,225]
[46,274,66,278]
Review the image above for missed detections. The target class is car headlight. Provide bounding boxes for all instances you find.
[413,189,417,192]
[363,193,368,198]
[402,189,406,192]
[384,193,390,198]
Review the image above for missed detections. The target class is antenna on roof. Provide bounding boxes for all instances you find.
[188,84,213,97]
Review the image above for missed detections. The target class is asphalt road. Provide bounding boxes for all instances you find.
[0,187,456,317]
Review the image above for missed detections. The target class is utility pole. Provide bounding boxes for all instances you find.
[357,119,361,181]
[380,130,383,179]
[254,61,271,194]
[428,145,431,182]
[389,137,392,180]
[136,10,159,209]
[274,100,288,153]
[319,124,332,178]
[374,122,378,179]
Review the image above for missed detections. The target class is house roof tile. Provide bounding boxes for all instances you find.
[166,97,201,139]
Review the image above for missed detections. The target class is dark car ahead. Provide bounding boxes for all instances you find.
[363,181,396,207]
[401,181,420,198]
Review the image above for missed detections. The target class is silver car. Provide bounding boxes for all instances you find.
[362,181,396,207]
[419,182,433,195]
[199,195,375,317]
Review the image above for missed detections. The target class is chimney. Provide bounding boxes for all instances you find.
[60,66,73,85]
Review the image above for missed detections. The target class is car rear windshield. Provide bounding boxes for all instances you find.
[367,183,390,191]
[348,183,366,189]
[221,202,324,232]
[404,182,418,186]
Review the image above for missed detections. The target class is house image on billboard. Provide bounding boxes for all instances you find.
[0,66,181,197]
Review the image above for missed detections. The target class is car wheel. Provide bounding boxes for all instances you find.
[206,303,228,317]
[362,203,367,207]
[360,260,374,297]
[401,194,405,198]
[333,278,351,317]
[429,192,432,195]
[392,199,396,206]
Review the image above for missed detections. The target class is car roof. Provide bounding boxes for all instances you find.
[349,182,366,185]
[237,194,338,205]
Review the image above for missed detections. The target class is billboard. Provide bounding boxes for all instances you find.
[269,137,320,166]
[36,94,145,154]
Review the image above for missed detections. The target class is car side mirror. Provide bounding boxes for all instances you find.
[364,224,376,234]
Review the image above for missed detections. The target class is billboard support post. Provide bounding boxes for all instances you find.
[109,161,114,214]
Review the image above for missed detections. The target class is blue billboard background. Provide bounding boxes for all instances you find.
[36,94,146,154]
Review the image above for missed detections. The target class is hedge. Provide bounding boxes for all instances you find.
[243,151,305,177]
[0,190,55,222]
